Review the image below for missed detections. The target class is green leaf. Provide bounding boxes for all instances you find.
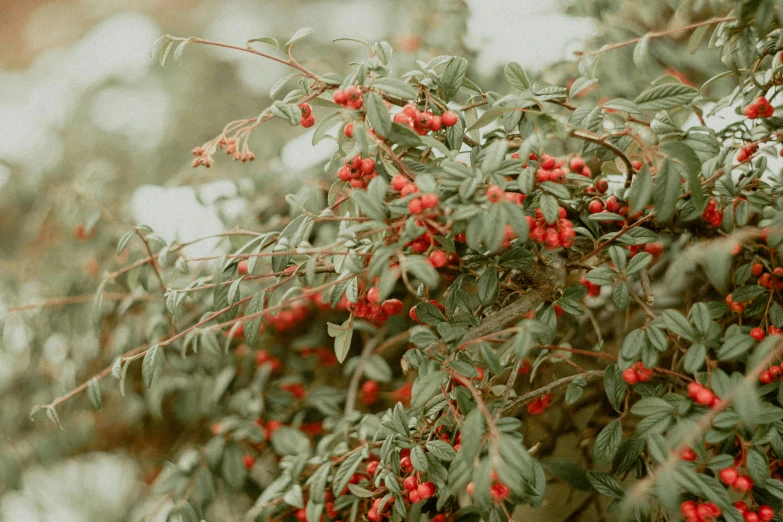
[504,62,530,90]
[221,442,247,489]
[662,310,695,341]
[586,471,624,499]
[350,187,387,222]
[661,142,705,212]
[684,344,707,373]
[731,285,768,303]
[627,166,652,216]
[87,377,102,410]
[633,33,650,67]
[635,83,698,111]
[688,24,710,54]
[248,36,280,49]
[653,159,680,223]
[625,253,652,276]
[477,269,499,306]
[117,231,134,256]
[272,426,311,456]
[717,333,755,360]
[333,449,365,496]
[426,440,457,461]
[411,445,429,472]
[286,27,315,49]
[364,92,392,138]
[604,365,627,411]
[539,194,559,224]
[371,77,417,100]
[565,377,586,404]
[411,370,447,408]
[594,419,623,465]
[327,318,353,363]
[142,344,161,389]
[243,292,265,346]
[603,98,643,117]
[414,302,446,325]
[439,57,467,101]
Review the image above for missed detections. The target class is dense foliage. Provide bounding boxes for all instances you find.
[9,1,783,521]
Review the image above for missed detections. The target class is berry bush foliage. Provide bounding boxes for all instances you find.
[17,2,783,521]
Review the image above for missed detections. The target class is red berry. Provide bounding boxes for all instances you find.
[540,154,556,170]
[243,455,256,469]
[299,103,312,118]
[361,158,376,174]
[429,250,447,268]
[761,370,772,384]
[409,306,421,323]
[680,447,697,461]
[596,179,609,193]
[403,475,418,491]
[745,512,760,522]
[400,456,413,473]
[417,482,436,500]
[367,287,381,303]
[408,198,424,214]
[333,90,346,105]
[344,122,354,137]
[415,111,433,129]
[366,461,379,475]
[238,260,249,275]
[751,327,766,341]
[719,467,739,485]
[588,200,604,214]
[570,156,585,172]
[391,174,408,191]
[300,115,315,128]
[752,262,763,277]
[758,506,775,521]
[490,481,510,502]
[622,368,639,384]
[429,115,442,131]
[402,104,418,117]
[486,185,504,203]
[441,111,458,127]
[733,475,753,493]
[381,299,403,316]
[421,193,439,209]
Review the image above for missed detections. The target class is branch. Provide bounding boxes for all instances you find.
[567,129,636,187]
[501,370,604,414]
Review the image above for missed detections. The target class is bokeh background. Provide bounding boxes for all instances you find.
[0,0,735,520]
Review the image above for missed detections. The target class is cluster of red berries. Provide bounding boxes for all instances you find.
[759,358,783,383]
[332,86,363,109]
[300,346,339,367]
[263,303,310,332]
[367,497,390,521]
[680,500,721,521]
[702,199,723,228]
[527,207,575,248]
[294,493,339,522]
[687,382,721,408]
[724,293,747,315]
[254,349,282,372]
[719,466,754,493]
[734,502,775,522]
[527,393,552,415]
[485,184,525,206]
[621,362,653,384]
[743,96,774,119]
[535,154,568,184]
[338,155,378,189]
[299,103,315,128]
[435,426,462,451]
[757,264,783,291]
[346,287,404,325]
[392,104,458,136]
[403,474,437,503]
[408,192,440,215]
[280,382,307,400]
